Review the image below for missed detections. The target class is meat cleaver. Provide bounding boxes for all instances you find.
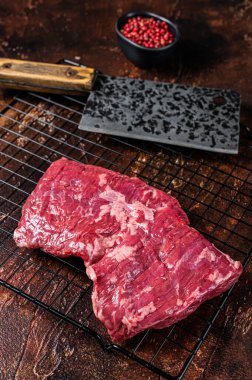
[0,58,240,153]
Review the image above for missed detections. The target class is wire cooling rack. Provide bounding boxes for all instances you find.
[0,60,251,379]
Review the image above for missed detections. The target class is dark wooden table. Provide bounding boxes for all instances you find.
[0,1,251,379]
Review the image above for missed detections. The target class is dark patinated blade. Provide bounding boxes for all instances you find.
[79,75,240,153]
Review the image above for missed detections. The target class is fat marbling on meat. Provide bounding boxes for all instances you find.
[14,158,242,341]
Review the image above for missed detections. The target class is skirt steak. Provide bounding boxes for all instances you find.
[14,158,242,341]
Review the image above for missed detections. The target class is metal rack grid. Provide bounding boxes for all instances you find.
[0,60,251,379]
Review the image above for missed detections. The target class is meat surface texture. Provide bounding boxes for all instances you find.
[14,158,242,342]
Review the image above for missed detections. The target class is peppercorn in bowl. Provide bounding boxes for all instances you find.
[115,11,180,67]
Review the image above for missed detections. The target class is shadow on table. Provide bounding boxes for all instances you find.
[157,18,229,75]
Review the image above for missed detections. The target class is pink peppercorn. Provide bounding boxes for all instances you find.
[120,16,174,48]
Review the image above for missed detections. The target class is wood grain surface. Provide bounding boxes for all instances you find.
[0,58,96,94]
[0,1,251,379]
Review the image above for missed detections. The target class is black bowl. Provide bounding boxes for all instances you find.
[115,11,180,68]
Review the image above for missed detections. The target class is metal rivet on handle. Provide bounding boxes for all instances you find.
[2,63,12,69]
[65,68,77,77]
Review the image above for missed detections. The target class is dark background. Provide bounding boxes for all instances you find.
[0,0,252,124]
[0,1,251,379]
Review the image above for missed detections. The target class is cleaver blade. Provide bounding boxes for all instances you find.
[79,75,240,154]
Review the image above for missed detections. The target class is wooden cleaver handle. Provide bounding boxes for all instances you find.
[0,58,96,95]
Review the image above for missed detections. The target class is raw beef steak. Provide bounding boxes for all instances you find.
[14,158,242,341]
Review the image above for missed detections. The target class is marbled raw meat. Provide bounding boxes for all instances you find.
[14,158,242,341]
